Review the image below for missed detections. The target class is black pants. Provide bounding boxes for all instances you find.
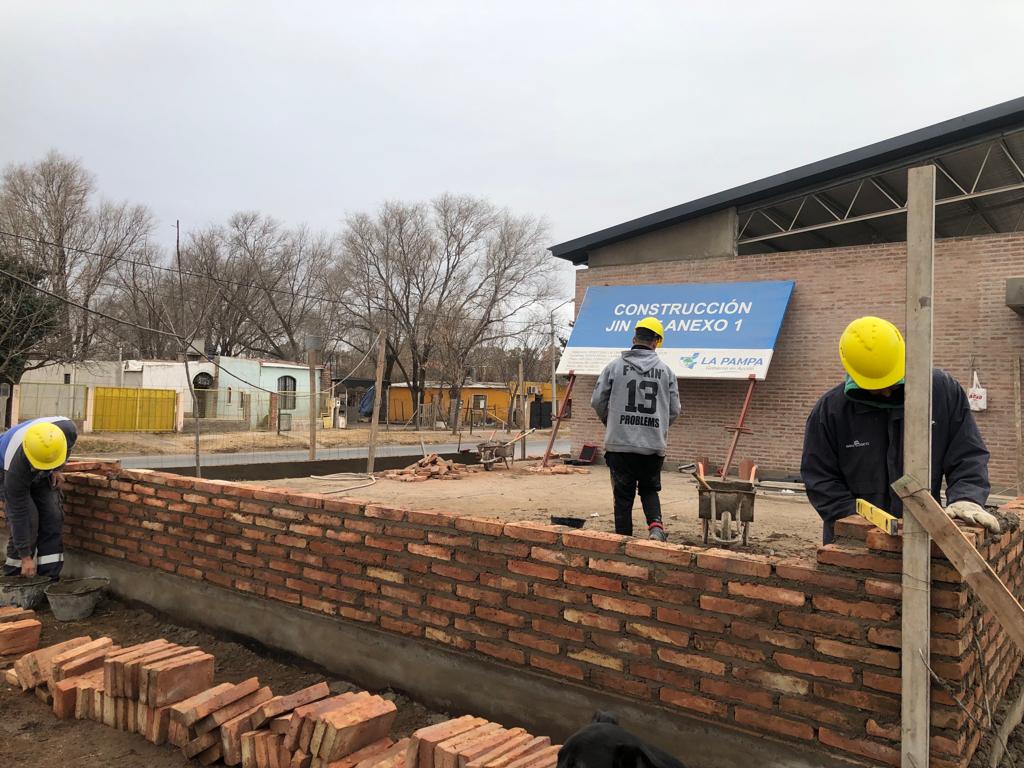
[3,482,65,578]
[605,452,664,536]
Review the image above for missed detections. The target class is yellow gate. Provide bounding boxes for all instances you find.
[93,387,177,432]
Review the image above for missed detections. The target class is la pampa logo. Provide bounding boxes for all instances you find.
[679,352,701,369]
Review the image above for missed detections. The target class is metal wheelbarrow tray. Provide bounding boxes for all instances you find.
[697,477,756,546]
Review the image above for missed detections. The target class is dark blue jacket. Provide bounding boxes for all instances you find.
[0,417,77,556]
[801,369,989,543]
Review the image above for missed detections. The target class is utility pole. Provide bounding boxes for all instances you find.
[306,335,322,462]
[518,357,527,460]
[367,331,387,474]
[175,219,201,479]
[550,313,558,424]
[901,164,935,768]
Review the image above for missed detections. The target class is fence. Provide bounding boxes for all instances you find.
[16,382,88,422]
[93,387,177,432]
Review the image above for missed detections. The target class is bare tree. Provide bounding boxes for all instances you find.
[0,151,154,362]
[338,194,555,427]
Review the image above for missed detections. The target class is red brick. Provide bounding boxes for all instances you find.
[692,636,764,663]
[732,667,809,696]
[405,509,459,526]
[530,655,585,680]
[454,618,505,640]
[816,545,901,574]
[508,596,562,617]
[364,505,406,521]
[592,594,651,617]
[567,648,624,671]
[503,521,561,544]
[813,682,899,714]
[531,618,584,642]
[508,560,561,581]
[587,558,648,579]
[699,678,773,709]
[426,595,472,616]
[454,516,505,536]
[590,670,651,699]
[865,719,900,741]
[623,540,694,566]
[455,584,503,606]
[561,530,626,553]
[475,607,526,628]
[530,547,586,568]
[777,610,861,639]
[659,687,727,717]
[734,708,814,740]
[695,549,772,578]
[431,563,478,582]
[657,607,725,633]
[508,631,561,655]
[698,596,770,619]
[267,587,301,605]
[773,652,854,683]
[731,622,805,650]
[625,622,689,647]
[773,561,859,592]
[811,595,897,621]
[480,573,528,594]
[727,582,805,606]
[380,617,422,636]
[563,570,622,593]
[339,607,375,622]
[425,627,472,650]
[657,648,725,676]
[779,697,861,729]
[624,583,693,604]
[532,584,588,605]
[818,727,899,767]
[408,543,453,561]
[657,570,723,593]
[813,638,900,669]
[591,633,651,658]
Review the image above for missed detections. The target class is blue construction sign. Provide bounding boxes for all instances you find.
[557,280,795,379]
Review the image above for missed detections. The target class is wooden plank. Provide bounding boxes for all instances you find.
[895,475,1024,653]
[901,163,934,768]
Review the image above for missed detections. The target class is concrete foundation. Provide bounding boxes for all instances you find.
[64,549,857,768]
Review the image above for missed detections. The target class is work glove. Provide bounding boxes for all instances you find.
[945,500,1002,534]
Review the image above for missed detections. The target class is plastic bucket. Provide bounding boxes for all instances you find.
[45,577,109,621]
[0,575,51,609]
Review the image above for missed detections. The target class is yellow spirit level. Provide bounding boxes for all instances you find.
[855,499,899,536]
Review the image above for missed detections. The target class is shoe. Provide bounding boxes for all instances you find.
[648,525,667,542]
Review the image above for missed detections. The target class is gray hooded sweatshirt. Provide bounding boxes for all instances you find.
[591,347,681,456]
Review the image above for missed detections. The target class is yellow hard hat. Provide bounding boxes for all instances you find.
[635,317,665,348]
[839,316,906,390]
[23,422,68,470]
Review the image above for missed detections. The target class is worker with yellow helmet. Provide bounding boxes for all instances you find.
[591,316,680,541]
[1,417,77,578]
[801,317,994,544]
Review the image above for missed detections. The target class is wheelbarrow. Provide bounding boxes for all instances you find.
[476,428,536,470]
[693,471,756,546]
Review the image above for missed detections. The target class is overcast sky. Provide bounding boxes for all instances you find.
[3,1,1023,312]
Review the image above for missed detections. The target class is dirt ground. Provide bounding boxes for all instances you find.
[0,599,446,767]
[76,427,555,457]
[256,463,822,559]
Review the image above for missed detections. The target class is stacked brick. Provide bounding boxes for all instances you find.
[22,467,1024,767]
[5,632,557,768]
[0,607,41,657]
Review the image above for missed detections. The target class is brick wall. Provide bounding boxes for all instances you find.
[571,233,1024,485]
[11,467,1018,767]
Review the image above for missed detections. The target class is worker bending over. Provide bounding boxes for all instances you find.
[802,317,995,544]
[1,417,77,578]
[591,317,681,541]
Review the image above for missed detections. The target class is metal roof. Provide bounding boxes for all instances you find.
[550,96,1024,264]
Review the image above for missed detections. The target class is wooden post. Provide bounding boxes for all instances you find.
[306,337,321,462]
[901,164,935,768]
[366,332,387,474]
[1015,354,1023,495]
[518,359,527,460]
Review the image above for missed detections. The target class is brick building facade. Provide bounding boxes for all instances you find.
[569,234,1024,486]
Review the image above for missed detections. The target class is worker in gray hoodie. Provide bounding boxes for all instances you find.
[591,317,681,541]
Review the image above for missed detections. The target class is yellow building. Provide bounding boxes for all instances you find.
[386,381,554,426]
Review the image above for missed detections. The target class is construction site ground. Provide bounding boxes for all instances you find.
[76,427,557,457]
[254,463,822,559]
[0,599,444,767]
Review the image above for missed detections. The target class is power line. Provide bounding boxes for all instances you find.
[0,263,277,395]
[0,229,564,328]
